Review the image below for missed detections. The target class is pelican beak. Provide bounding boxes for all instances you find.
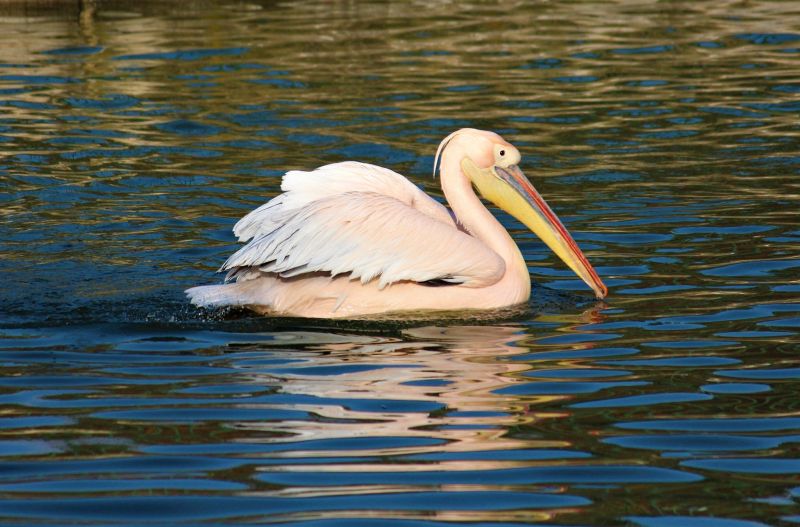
[472,162,607,299]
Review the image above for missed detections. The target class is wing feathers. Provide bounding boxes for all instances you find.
[222,162,505,289]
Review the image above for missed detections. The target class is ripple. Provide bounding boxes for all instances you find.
[520,57,563,69]
[0,374,172,387]
[0,456,245,480]
[143,436,445,455]
[552,75,598,83]
[42,46,104,55]
[584,232,673,245]
[600,356,740,367]
[643,340,738,349]
[270,363,413,376]
[627,516,771,527]
[736,33,800,45]
[533,332,621,345]
[403,449,592,461]
[673,225,775,235]
[443,84,485,92]
[0,416,73,429]
[256,465,702,486]
[681,458,800,474]
[513,347,640,360]
[0,440,61,456]
[617,285,696,295]
[554,170,642,185]
[571,392,712,409]
[91,408,310,422]
[759,317,800,328]
[612,45,673,54]
[716,330,794,338]
[626,80,669,87]
[176,383,273,395]
[99,365,238,376]
[523,368,632,379]
[155,119,223,136]
[65,94,140,110]
[700,383,771,394]
[701,259,800,277]
[604,434,798,452]
[495,381,647,396]
[0,478,246,493]
[713,367,800,380]
[616,417,800,432]
[113,47,248,61]
[0,491,592,521]
[0,74,80,84]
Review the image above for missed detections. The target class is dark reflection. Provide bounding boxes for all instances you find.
[1,0,800,525]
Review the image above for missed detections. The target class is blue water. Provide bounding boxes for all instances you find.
[1,1,799,525]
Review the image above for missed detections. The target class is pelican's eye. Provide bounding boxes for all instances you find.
[493,143,517,166]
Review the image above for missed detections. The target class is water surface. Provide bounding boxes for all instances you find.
[1,1,799,525]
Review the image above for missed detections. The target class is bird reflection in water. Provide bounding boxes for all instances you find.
[236,304,608,461]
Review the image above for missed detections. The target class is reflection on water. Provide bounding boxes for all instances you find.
[1,0,799,525]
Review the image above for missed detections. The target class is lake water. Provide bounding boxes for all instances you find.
[1,1,799,525]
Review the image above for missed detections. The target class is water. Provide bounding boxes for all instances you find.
[1,1,799,525]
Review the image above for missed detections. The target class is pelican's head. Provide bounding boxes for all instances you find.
[434,128,608,299]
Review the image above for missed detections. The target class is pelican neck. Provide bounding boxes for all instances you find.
[438,155,530,286]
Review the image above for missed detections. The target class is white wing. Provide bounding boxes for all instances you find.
[232,161,455,241]
[221,162,505,289]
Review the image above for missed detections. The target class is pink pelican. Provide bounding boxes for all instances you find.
[187,128,607,318]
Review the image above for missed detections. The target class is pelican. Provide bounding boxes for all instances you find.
[187,128,607,318]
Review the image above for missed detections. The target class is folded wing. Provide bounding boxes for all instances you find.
[221,162,505,289]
